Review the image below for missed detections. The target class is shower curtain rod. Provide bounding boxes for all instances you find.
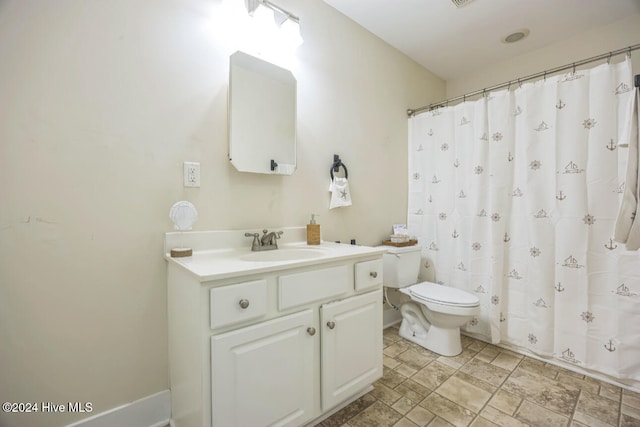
[407,43,640,117]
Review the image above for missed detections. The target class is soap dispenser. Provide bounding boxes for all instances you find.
[307,214,321,245]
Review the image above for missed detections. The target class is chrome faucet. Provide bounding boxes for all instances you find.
[244,229,283,251]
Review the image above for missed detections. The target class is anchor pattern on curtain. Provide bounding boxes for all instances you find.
[408,59,640,381]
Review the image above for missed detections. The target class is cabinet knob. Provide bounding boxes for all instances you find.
[370,271,378,278]
[238,299,250,309]
[326,321,335,330]
[306,327,316,336]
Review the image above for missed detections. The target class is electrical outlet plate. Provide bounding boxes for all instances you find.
[183,162,200,187]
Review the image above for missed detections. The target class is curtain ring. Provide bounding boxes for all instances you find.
[518,79,522,89]
[572,63,576,75]
[607,52,612,65]
[627,47,632,59]
[463,94,466,103]
[543,71,547,81]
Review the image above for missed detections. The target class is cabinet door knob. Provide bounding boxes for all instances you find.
[238,299,250,309]
[306,327,316,336]
[326,321,335,330]
[370,271,378,278]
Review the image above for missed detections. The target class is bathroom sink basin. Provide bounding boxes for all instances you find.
[240,248,326,262]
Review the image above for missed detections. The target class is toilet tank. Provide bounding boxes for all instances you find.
[382,245,422,288]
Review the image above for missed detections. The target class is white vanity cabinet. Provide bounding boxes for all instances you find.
[166,240,384,427]
[211,309,316,427]
[321,291,382,410]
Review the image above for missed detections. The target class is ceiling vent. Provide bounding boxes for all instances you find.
[451,0,475,7]
[502,29,530,43]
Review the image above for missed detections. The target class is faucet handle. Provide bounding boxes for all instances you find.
[272,230,284,249]
[245,232,261,250]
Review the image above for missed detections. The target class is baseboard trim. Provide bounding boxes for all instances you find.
[66,390,170,427]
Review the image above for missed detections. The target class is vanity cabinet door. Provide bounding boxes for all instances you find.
[211,309,316,427]
[320,289,383,411]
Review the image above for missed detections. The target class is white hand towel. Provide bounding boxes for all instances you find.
[329,177,352,209]
[614,87,640,250]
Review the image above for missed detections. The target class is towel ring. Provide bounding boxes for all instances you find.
[330,161,348,179]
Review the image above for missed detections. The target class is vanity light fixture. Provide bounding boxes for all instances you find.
[246,0,299,24]
[244,0,303,47]
[450,0,475,7]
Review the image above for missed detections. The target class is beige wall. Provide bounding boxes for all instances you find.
[0,0,444,426]
[446,13,640,100]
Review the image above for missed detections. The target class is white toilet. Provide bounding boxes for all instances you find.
[383,245,480,356]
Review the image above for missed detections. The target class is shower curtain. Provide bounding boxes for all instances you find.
[408,58,640,381]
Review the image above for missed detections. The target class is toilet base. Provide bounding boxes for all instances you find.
[398,303,463,357]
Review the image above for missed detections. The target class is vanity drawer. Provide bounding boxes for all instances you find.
[278,265,349,310]
[210,279,267,330]
[355,259,383,291]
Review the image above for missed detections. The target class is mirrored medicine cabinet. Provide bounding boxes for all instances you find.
[228,51,297,175]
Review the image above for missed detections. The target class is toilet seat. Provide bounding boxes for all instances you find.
[409,282,479,308]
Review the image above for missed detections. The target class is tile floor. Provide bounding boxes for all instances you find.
[317,325,640,427]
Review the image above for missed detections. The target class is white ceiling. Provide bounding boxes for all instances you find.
[322,0,640,81]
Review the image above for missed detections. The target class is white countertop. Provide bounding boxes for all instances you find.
[164,228,388,282]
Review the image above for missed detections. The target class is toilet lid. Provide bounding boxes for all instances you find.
[409,282,480,307]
